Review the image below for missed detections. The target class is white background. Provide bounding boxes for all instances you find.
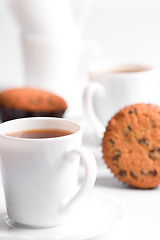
[0,0,160,87]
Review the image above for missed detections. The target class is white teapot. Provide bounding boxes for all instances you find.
[7,0,102,115]
[7,0,93,36]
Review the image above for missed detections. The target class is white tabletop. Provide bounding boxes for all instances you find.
[73,114,160,240]
[94,169,160,240]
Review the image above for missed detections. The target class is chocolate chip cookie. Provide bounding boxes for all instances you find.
[102,103,160,189]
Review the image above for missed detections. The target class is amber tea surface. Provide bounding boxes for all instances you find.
[6,129,73,139]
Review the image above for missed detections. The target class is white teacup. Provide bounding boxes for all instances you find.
[0,117,97,228]
[84,62,160,138]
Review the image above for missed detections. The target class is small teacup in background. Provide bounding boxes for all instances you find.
[84,62,160,138]
[0,117,97,227]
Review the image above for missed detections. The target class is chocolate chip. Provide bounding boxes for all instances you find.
[112,155,120,161]
[118,170,127,177]
[149,147,160,159]
[130,171,137,179]
[128,108,137,114]
[128,126,132,130]
[150,119,155,128]
[109,139,115,147]
[149,150,157,159]
[138,138,149,147]
[154,147,160,152]
[148,170,157,176]
[112,149,121,161]
[141,169,157,176]
[123,125,132,136]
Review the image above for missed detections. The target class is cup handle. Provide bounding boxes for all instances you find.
[83,81,106,138]
[63,146,97,214]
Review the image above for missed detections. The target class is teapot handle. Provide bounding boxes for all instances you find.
[78,0,94,34]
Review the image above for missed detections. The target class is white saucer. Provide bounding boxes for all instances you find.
[0,187,126,240]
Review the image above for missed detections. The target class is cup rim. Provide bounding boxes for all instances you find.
[0,117,82,142]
